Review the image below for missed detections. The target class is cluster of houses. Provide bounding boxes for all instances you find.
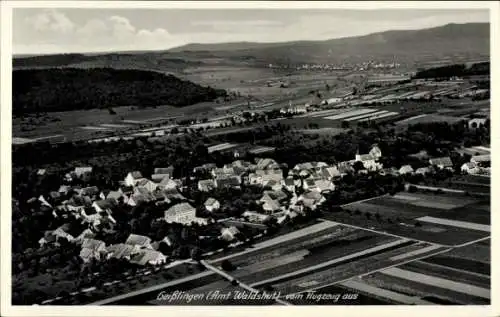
[461,154,491,176]
[33,164,249,266]
[31,141,490,267]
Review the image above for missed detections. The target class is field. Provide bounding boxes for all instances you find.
[262,240,449,296]
[330,191,490,246]
[395,114,464,125]
[302,236,490,305]
[433,175,491,195]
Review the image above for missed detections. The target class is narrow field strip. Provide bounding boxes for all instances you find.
[380,267,490,299]
[390,194,421,201]
[80,126,110,130]
[345,110,389,121]
[390,244,443,261]
[239,250,310,274]
[12,137,35,144]
[416,216,490,232]
[395,114,429,124]
[415,260,490,279]
[324,108,378,120]
[340,280,434,305]
[122,119,145,124]
[250,238,409,287]
[100,124,132,128]
[358,112,399,122]
[411,201,458,210]
[34,134,64,140]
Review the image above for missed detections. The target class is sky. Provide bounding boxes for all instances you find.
[12,8,490,55]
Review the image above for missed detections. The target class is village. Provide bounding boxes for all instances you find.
[29,138,490,273]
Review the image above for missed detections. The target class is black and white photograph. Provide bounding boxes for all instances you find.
[1,1,497,315]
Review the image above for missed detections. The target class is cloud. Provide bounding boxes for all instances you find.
[25,9,75,34]
[108,15,136,40]
[76,19,109,37]
[20,10,180,53]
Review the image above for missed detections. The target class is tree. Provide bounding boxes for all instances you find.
[221,260,236,272]
[341,121,350,129]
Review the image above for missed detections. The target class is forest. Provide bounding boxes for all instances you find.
[414,61,490,79]
[13,68,227,114]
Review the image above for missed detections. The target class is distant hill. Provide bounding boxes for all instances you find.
[13,68,227,114]
[12,23,489,70]
[169,23,490,64]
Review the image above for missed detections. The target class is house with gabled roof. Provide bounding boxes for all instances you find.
[337,161,355,176]
[151,236,174,251]
[461,162,481,175]
[157,177,178,191]
[74,228,96,244]
[154,166,174,176]
[162,188,185,201]
[125,234,153,249]
[106,243,141,260]
[204,198,220,212]
[92,198,118,213]
[106,190,124,201]
[136,178,158,193]
[220,226,240,242]
[415,167,432,175]
[214,176,241,189]
[282,177,299,193]
[471,154,490,167]
[198,179,216,192]
[79,186,100,198]
[38,227,75,246]
[165,202,207,225]
[58,185,71,195]
[193,163,217,174]
[399,165,414,175]
[429,157,453,170]
[124,171,144,187]
[79,238,106,262]
[297,191,326,211]
[151,173,170,183]
[126,192,154,207]
[303,179,335,193]
[369,145,382,159]
[74,166,93,177]
[255,158,280,170]
[263,179,283,191]
[261,199,281,213]
[130,249,167,266]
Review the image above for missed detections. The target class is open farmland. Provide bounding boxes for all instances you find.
[262,240,450,296]
[356,269,489,305]
[327,191,490,246]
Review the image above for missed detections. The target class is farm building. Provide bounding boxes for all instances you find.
[124,171,144,187]
[125,234,153,249]
[220,226,241,242]
[165,202,207,225]
[461,162,481,175]
[468,118,488,129]
[399,165,414,175]
[415,167,432,175]
[204,198,220,212]
[471,154,490,167]
[130,250,167,266]
[429,157,453,169]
